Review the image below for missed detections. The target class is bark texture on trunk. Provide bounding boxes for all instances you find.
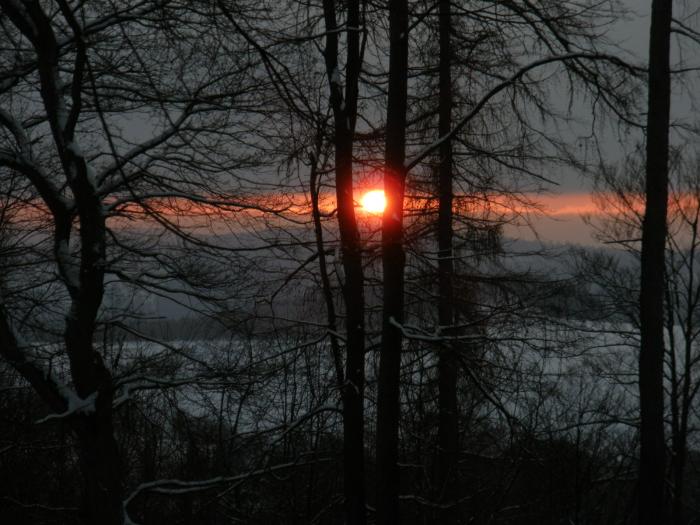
[376,1,408,523]
[639,0,672,523]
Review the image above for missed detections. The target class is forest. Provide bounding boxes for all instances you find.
[0,0,691,524]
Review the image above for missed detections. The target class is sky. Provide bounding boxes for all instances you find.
[505,193,603,245]
[104,0,670,320]
[112,1,672,248]
[530,0,700,245]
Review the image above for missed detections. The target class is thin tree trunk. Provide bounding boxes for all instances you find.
[670,229,698,525]
[638,0,672,523]
[667,288,683,525]
[322,1,367,522]
[671,427,686,525]
[310,155,346,387]
[376,0,408,523]
[671,334,692,525]
[435,0,458,522]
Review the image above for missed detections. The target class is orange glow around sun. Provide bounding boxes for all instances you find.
[361,190,387,214]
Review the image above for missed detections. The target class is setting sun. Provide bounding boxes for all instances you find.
[361,190,387,214]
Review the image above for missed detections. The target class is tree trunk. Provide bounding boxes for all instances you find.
[670,336,692,525]
[638,0,672,523]
[435,0,459,522]
[75,403,124,525]
[670,428,686,525]
[376,0,408,523]
[322,1,367,523]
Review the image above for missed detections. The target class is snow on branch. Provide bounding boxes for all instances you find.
[35,390,97,424]
[124,457,333,510]
[388,317,482,343]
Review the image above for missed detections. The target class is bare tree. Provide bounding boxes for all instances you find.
[0,1,275,522]
[372,1,640,522]
[638,0,673,522]
[376,0,409,522]
[0,1,677,523]
[586,150,700,525]
[434,1,459,521]
[320,0,368,522]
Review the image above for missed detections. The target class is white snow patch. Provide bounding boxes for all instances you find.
[330,67,341,86]
[56,239,79,289]
[36,389,98,423]
[66,141,83,157]
[56,107,68,131]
